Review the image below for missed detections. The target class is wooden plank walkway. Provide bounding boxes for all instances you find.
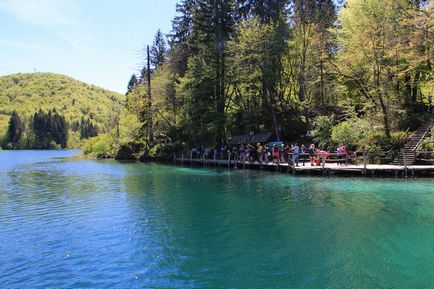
[174,158,434,177]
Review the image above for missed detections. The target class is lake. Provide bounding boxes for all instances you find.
[1,150,433,288]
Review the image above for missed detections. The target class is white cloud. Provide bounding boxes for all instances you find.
[0,0,78,27]
[0,0,103,54]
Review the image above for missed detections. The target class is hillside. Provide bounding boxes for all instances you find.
[0,72,125,147]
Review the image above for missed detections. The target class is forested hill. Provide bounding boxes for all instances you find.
[0,73,125,148]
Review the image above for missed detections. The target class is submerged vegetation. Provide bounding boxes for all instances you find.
[93,0,433,160]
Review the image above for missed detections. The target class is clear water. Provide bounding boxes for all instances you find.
[1,150,433,289]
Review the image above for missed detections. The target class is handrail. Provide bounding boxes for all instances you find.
[403,127,411,140]
[412,123,432,153]
[380,127,411,155]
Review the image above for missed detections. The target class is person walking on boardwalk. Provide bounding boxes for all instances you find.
[293,143,300,167]
[337,144,342,166]
[308,144,315,166]
[257,143,264,163]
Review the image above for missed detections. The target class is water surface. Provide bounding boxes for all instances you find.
[1,150,433,288]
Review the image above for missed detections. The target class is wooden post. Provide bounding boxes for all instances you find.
[322,155,325,175]
[363,151,367,176]
[228,151,231,168]
[174,152,176,163]
[181,153,184,165]
[403,152,408,178]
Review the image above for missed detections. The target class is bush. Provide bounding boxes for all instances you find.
[115,141,146,160]
[82,134,116,158]
[149,141,185,160]
[310,115,334,148]
[420,128,433,150]
[398,112,431,131]
[49,140,61,150]
[331,118,374,149]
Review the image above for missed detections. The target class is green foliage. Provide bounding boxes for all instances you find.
[310,115,334,148]
[331,118,375,150]
[334,0,433,137]
[397,112,432,131]
[150,29,168,68]
[149,142,185,159]
[420,128,433,150]
[82,134,117,158]
[83,111,143,158]
[115,0,433,160]
[126,74,138,95]
[227,17,288,136]
[30,109,69,149]
[0,72,125,148]
[331,118,407,152]
[4,111,25,148]
[79,117,98,139]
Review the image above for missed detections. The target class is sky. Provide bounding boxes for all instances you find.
[0,0,179,93]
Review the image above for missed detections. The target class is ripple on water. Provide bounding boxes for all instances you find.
[1,150,434,288]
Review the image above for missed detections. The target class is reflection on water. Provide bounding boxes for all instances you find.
[0,150,433,288]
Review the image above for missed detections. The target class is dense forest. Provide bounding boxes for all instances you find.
[84,0,434,159]
[0,73,124,149]
[78,1,434,158]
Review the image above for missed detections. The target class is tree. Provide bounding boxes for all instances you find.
[290,0,337,107]
[5,111,25,147]
[174,0,236,144]
[171,0,195,45]
[169,0,196,76]
[395,0,434,105]
[227,17,289,139]
[80,116,98,139]
[236,0,290,23]
[31,109,69,148]
[150,30,168,68]
[126,74,138,95]
[334,0,408,138]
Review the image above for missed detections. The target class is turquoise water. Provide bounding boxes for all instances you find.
[0,150,433,288]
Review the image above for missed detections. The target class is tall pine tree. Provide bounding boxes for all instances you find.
[5,111,25,147]
[150,29,168,68]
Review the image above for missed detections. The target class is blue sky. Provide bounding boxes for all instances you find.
[0,0,179,93]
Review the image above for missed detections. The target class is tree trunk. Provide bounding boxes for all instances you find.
[270,99,280,141]
[379,97,391,138]
[263,81,280,141]
[319,58,325,107]
[412,70,420,103]
[404,71,412,105]
[298,71,306,102]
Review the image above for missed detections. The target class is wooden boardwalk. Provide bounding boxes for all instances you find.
[174,158,434,177]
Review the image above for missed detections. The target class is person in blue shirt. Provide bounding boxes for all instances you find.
[293,143,300,167]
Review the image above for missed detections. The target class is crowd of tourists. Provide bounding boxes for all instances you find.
[190,143,350,166]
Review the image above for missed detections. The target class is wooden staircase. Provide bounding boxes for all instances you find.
[392,118,433,165]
